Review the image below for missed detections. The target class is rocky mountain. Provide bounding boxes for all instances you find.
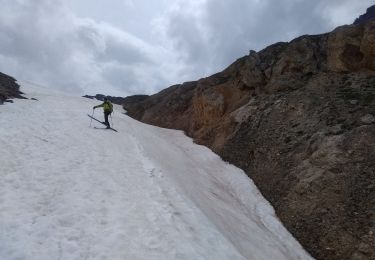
[0,72,25,104]
[123,17,375,260]
[354,5,375,25]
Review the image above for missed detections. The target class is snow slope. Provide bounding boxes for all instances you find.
[0,82,313,260]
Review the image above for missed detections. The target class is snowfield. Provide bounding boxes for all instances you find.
[0,82,313,260]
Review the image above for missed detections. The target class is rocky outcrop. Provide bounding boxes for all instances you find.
[123,19,375,259]
[123,81,197,132]
[327,23,375,72]
[354,5,375,25]
[0,72,25,104]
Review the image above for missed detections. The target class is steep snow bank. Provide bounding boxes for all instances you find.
[0,82,312,259]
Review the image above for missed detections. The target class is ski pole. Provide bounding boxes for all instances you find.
[90,109,94,127]
[110,114,114,127]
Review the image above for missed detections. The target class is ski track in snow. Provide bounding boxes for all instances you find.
[0,82,313,260]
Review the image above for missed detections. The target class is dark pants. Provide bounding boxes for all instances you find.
[104,112,111,127]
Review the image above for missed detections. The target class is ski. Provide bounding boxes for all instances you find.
[93,127,117,131]
[87,114,118,132]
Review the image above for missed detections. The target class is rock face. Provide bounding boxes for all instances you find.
[0,72,25,104]
[123,82,197,131]
[354,5,375,25]
[123,20,375,259]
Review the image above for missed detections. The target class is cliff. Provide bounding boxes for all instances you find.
[354,5,375,25]
[123,19,375,259]
[0,72,25,104]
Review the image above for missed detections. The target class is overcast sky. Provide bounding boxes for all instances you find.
[0,0,373,96]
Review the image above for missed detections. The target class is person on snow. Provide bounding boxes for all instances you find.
[93,97,113,128]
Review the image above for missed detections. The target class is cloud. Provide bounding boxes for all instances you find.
[0,0,177,96]
[162,0,374,76]
[0,0,373,96]
[122,0,135,9]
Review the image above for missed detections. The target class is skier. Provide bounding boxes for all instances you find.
[93,97,113,129]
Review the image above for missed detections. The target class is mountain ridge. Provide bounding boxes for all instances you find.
[354,5,375,25]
